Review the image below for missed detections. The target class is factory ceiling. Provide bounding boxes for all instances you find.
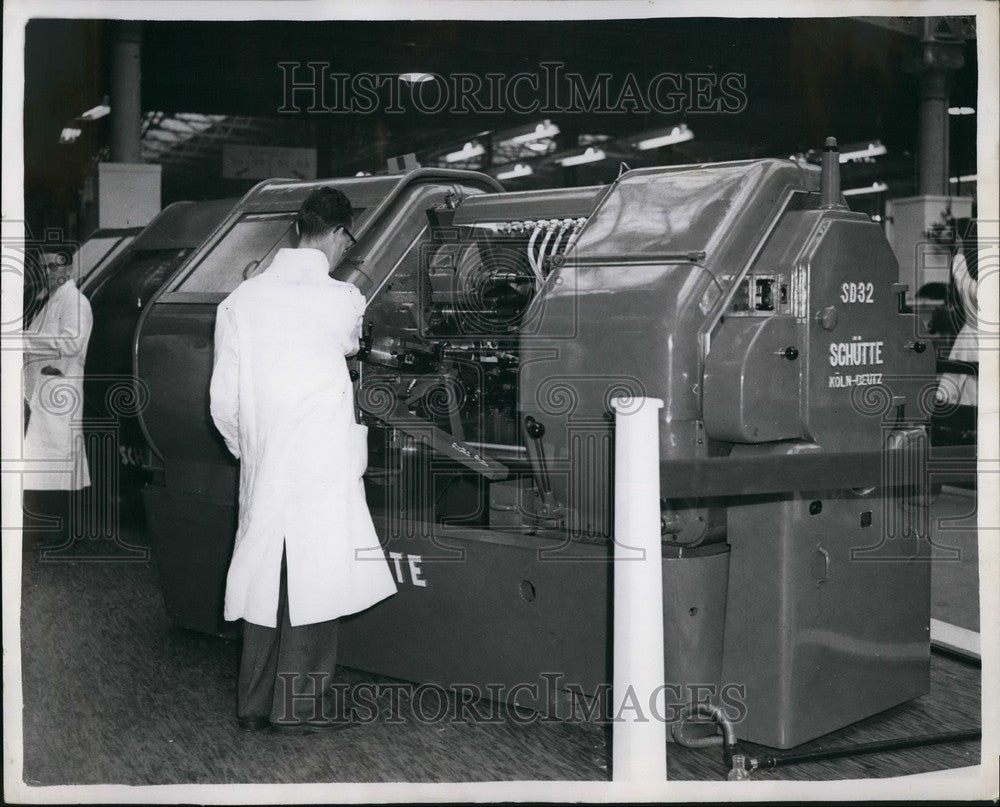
[24,16,979,229]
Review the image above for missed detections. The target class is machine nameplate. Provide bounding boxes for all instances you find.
[828,372,883,388]
[386,551,428,587]
[828,339,884,367]
[840,282,875,304]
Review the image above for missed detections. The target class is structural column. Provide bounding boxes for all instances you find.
[912,18,965,195]
[919,66,949,196]
[110,21,142,163]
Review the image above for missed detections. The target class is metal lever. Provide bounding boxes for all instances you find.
[523,416,563,518]
[356,391,508,481]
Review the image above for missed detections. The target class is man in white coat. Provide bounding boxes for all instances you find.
[210,187,396,734]
[22,251,93,553]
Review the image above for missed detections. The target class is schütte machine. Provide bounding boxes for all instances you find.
[135,138,936,749]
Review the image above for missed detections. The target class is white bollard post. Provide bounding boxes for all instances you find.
[611,395,667,782]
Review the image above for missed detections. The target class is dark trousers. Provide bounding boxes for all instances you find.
[22,489,71,555]
[238,548,340,724]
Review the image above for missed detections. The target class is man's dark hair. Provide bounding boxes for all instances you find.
[296,187,353,240]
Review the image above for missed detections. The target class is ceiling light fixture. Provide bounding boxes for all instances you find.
[842,181,889,196]
[636,124,694,151]
[839,142,887,162]
[557,147,606,167]
[79,96,111,121]
[508,120,560,144]
[444,142,485,163]
[496,163,533,180]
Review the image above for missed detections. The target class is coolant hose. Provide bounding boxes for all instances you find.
[526,224,542,285]
[750,728,982,770]
[672,703,740,765]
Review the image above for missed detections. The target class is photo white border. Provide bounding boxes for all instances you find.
[3,0,997,802]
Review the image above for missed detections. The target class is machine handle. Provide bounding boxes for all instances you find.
[522,416,564,518]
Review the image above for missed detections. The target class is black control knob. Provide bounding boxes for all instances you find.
[783,346,799,361]
[911,340,927,353]
[525,416,545,439]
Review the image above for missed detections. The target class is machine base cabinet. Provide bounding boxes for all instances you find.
[144,485,238,638]
[722,485,931,748]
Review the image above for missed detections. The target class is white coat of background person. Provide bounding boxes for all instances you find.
[22,252,93,492]
[209,201,396,632]
[936,244,978,408]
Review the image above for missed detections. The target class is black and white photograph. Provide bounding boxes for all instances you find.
[2,0,997,802]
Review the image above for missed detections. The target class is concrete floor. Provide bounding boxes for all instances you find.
[14,489,983,787]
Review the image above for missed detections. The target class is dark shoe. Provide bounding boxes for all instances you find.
[237,715,270,732]
[269,718,357,735]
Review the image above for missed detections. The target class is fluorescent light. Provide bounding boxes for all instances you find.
[949,174,978,184]
[444,142,485,163]
[558,147,606,167]
[636,124,694,151]
[79,102,111,121]
[839,142,886,162]
[496,163,533,180]
[508,120,560,144]
[948,106,975,116]
[59,127,82,144]
[842,182,889,197]
[355,171,371,177]
[400,73,434,84]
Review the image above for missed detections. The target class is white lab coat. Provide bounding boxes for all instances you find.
[937,251,978,407]
[210,247,396,627]
[22,279,93,491]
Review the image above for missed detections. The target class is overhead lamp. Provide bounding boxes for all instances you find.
[557,147,606,167]
[949,174,978,184]
[842,181,889,197]
[496,163,533,180]
[79,98,111,121]
[527,142,549,153]
[400,72,434,84]
[58,95,111,144]
[839,141,886,163]
[355,170,371,177]
[444,141,485,163]
[508,119,560,145]
[636,124,694,151]
[948,106,975,116]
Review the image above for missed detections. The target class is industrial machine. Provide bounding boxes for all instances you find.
[135,142,936,749]
[80,199,235,535]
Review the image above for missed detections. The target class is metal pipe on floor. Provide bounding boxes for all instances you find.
[748,729,982,771]
[611,395,667,782]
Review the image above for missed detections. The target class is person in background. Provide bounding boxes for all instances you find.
[22,251,93,553]
[936,225,978,412]
[210,187,396,734]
